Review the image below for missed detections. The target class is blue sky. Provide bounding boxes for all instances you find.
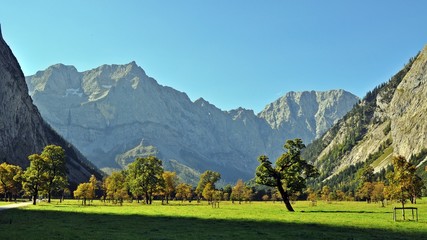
[2,1,427,113]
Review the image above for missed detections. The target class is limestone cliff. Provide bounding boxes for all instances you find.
[390,46,427,158]
[259,90,359,158]
[0,26,102,184]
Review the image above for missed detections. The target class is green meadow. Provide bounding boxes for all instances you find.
[0,199,426,240]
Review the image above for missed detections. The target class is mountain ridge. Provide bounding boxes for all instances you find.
[26,61,359,183]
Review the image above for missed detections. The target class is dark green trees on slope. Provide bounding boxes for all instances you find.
[301,54,418,191]
[256,139,318,212]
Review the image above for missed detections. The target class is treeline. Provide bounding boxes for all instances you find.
[76,157,266,206]
[1,145,425,208]
[306,155,425,208]
[0,146,270,205]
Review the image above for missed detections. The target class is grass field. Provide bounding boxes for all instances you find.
[0,199,426,240]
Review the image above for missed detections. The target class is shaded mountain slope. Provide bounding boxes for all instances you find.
[0,26,102,184]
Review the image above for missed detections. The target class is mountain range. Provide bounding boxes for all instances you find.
[302,45,427,190]
[0,25,102,185]
[3,20,425,191]
[25,62,358,183]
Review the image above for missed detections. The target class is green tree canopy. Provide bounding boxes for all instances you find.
[74,182,92,206]
[23,154,48,205]
[0,162,23,201]
[175,183,193,202]
[196,170,221,200]
[74,175,99,205]
[222,184,232,201]
[359,165,375,184]
[386,155,425,209]
[41,145,68,203]
[89,175,98,200]
[126,156,164,204]
[202,182,214,202]
[162,171,178,204]
[256,139,318,212]
[105,171,128,205]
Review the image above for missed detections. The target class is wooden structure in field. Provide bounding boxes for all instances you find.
[393,207,418,221]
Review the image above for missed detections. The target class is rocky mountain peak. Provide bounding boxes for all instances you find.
[194,97,217,109]
[229,107,256,119]
[258,90,359,142]
[28,63,81,95]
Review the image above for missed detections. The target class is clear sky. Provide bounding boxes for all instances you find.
[1,1,427,113]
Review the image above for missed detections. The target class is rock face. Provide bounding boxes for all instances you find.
[303,44,427,187]
[259,90,358,157]
[0,26,102,184]
[26,61,358,183]
[390,47,427,158]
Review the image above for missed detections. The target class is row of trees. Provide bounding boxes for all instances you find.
[82,138,318,211]
[355,156,425,208]
[1,141,425,212]
[0,145,68,205]
[74,156,255,206]
[306,155,425,210]
[0,147,256,206]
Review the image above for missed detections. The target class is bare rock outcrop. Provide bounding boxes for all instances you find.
[390,45,427,158]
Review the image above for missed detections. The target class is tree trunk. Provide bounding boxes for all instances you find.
[145,192,149,204]
[48,191,52,203]
[33,194,37,205]
[401,194,405,220]
[277,182,294,212]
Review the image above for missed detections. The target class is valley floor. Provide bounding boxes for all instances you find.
[0,199,426,240]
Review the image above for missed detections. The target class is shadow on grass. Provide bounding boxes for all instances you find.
[0,208,424,240]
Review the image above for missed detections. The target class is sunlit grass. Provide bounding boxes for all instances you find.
[0,199,28,206]
[1,199,426,239]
